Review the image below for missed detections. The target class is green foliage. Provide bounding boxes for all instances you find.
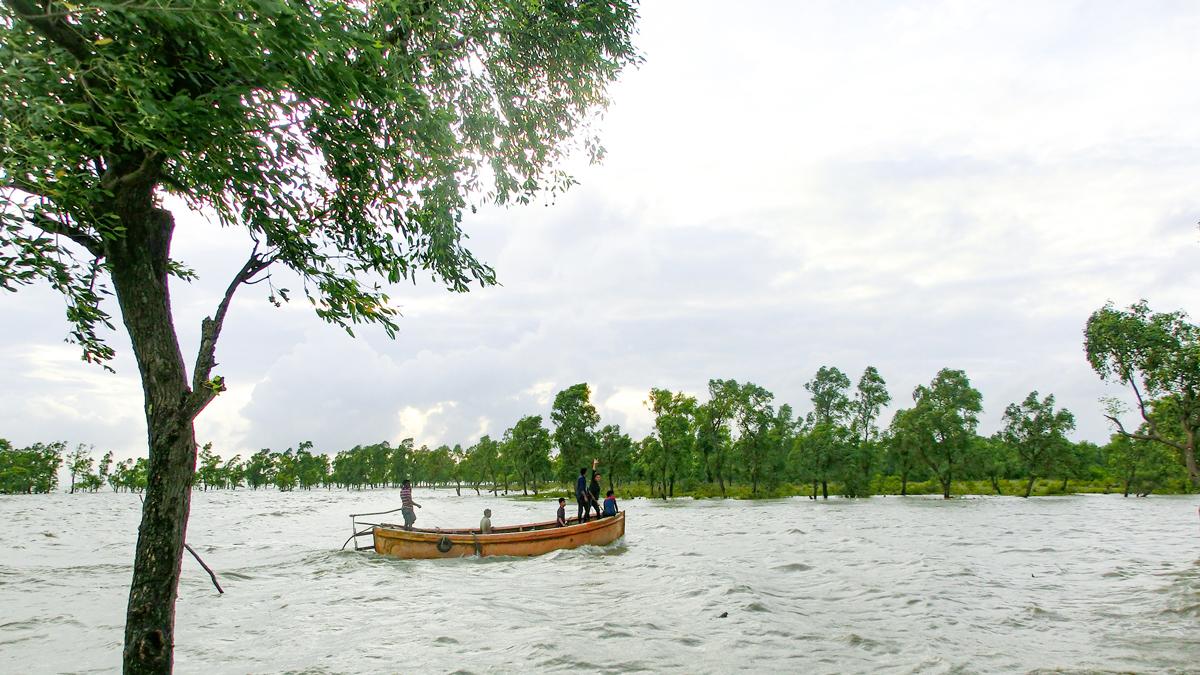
[733,382,791,494]
[108,456,148,492]
[508,415,552,495]
[694,378,739,493]
[596,424,634,490]
[909,368,984,498]
[645,388,697,498]
[805,366,851,427]
[550,383,600,484]
[0,0,642,362]
[1000,391,1076,497]
[1104,434,1187,496]
[1085,301,1200,485]
[0,438,63,493]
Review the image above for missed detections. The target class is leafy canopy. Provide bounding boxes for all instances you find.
[1,0,641,362]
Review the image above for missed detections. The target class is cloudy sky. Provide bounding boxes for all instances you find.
[4,0,1199,459]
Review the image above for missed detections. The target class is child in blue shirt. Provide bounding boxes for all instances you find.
[602,489,618,517]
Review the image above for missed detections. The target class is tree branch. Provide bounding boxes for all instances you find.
[30,212,104,258]
[1104,414,1187,452]
[187,245,275,417]
[3,0,95,62]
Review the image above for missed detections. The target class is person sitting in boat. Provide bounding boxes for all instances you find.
[603,489,619,517]
[588,471,603,520]
[556,497,567,527]
[400,478,421,530]
[480,508,493,534]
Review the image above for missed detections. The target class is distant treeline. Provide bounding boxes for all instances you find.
[5,301,1196,498]
[4,370,1190,499]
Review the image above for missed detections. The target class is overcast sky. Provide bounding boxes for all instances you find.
[4,0,1200,459]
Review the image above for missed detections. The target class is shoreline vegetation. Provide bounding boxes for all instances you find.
[4,304,1198,502]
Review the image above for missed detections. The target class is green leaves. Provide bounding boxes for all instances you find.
[1085,301,1200,485]
[1,0,640,363]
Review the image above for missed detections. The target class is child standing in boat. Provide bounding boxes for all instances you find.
[556,497,567,526]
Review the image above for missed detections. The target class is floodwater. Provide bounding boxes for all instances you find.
[1,490,1198,674]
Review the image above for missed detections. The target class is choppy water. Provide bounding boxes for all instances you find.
[1,490,1198,674]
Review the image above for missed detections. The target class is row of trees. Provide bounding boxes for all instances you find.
[7,301,1195,501]
[20,361,1188,499]
[0,439,154,495]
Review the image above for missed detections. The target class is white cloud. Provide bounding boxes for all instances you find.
[3,0,1199,459]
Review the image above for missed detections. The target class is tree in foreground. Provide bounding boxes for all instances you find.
[0,2,639,671]
[1085,301,1200,488]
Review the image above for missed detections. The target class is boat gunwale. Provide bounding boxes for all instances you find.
[374,511,624,544]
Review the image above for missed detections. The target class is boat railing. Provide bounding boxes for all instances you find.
[340,507,404,552]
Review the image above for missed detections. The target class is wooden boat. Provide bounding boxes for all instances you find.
[372,512,625,559]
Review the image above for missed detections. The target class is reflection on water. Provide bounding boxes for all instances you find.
[1,490,1198,673]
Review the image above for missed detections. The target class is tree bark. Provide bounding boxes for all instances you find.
[1023,476,1036,498]
[107,199,197,675]
[900,471,908,496]
[1183,429,1198,487]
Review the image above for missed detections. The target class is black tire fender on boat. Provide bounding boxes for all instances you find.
[436,535,453,553]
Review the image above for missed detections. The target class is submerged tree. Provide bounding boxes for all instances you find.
[0,2,639,670]
[695,378,739,496]
[910,368,983,499]
[508,415,552,495]
[551,383,601,485]
[646,388,696,499]
[1085,301,1200,487]
[1000,391,1076,498]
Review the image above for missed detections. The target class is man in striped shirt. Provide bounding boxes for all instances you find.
[400,479,421,530]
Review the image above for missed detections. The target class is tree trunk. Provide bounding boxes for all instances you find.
[991,475,1003,495]
[1023,475,1035,498]
[1183,432,1198,487]
[900,470,908,496]
[821,480,828,500]
[108,202,198,675]
[1060,476,1069,492]
[668,476,674,498]
[717,473,726,498]
[941,475,951,499]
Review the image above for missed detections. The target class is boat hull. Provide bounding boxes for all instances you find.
[373,512,625,559]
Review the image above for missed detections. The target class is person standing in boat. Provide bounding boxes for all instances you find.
[575,467,590,523]
[603,489,619,518]
[556,497,568,527]
[588,470,603,520]
[480,508,493,534]
[400,478,421,530]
